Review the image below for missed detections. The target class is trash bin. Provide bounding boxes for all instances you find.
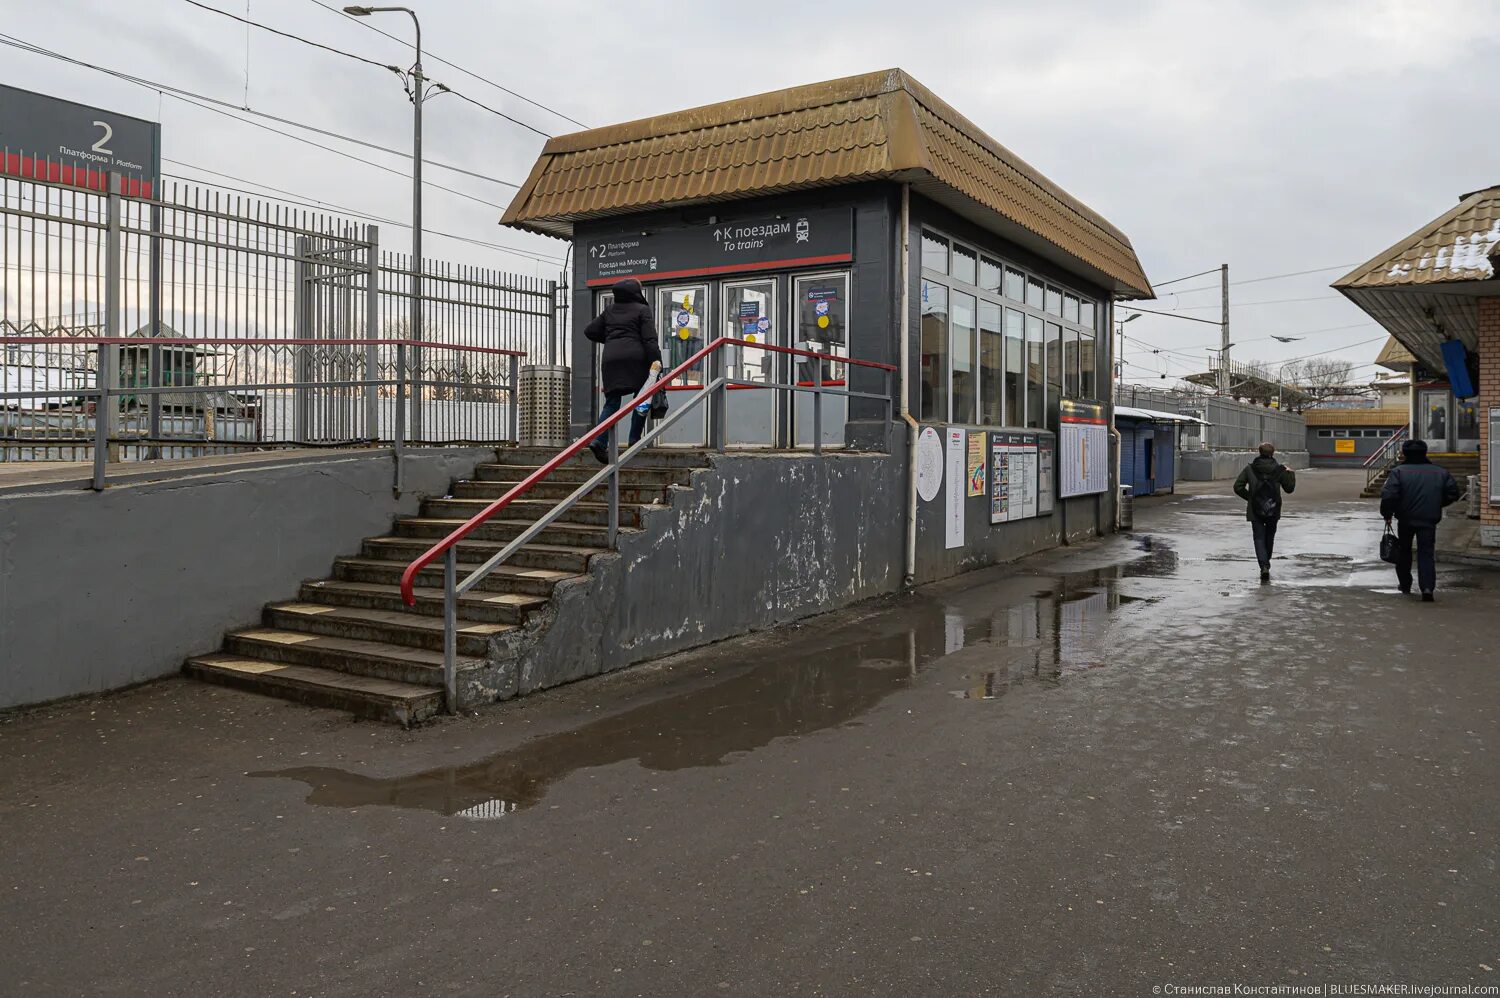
[517,364,571,448]
[1469,475,1481,520]
[1118,486,1134,531]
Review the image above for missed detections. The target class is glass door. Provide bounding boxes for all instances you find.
[1455,397,1479,453]
[793,272,849,448]
[1420,390,1450,452]
[655,284,709,446]
[590,290,613,424]
[721,279,778,446]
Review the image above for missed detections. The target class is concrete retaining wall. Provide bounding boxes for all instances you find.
[0,448,495,710]
[492,452,906,698]
[1179,449,1310,481]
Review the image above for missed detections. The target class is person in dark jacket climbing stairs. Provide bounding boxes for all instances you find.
[584,278,663,464]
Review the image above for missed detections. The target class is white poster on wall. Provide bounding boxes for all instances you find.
[946,427,966,549]
[916,426,944,502]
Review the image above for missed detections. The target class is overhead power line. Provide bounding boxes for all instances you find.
[1163,263,1358,297]
[184,0,555,139]
[0,32,518,191]
[305,0,589,130]
[161,159,564,265]
[1150,267,1221,289]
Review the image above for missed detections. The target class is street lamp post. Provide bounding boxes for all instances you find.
[345,5,428,441]
[1115,312,1140,382]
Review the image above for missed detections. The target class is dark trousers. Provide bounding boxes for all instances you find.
[591,391,647,453]
[1251,517,1279,569]
[1394,521,1437,594]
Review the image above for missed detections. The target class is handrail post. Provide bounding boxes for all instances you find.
[709,346,726,453]
[393,341,407,495]
[607,428,620,548]
[813,361,824,457]
[94,172,122,491]
[443,548,457,714]
[884,369,894,454]
[508,354,520,444]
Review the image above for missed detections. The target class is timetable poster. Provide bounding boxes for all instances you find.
[1059,400,1109,498]
[1015,436,1039,520]
[990,434,1011,523]
[1037,435,1056,515]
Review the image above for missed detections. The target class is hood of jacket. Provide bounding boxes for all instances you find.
[1250,455,1282,476]
[610,278,648,307]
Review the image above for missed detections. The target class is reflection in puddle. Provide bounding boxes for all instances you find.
[253,537,1178,820]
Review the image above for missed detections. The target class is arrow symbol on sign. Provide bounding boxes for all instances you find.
[713,228,723,241]
[589,245,599,258]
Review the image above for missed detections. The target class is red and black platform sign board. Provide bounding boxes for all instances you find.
[583,207,853,287]
[0,85,161,197]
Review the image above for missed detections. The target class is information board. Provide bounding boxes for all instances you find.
[1015,437,1039,519]
[584,207,853,287]
[990,433,1042,524]
[1037,435,1056,515]
[946,428,967,549]
[967,432,986,496]
[990,434,1012,523]
[1059,400,1109,498]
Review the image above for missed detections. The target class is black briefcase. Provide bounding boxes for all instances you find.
[1379,524,1399,564]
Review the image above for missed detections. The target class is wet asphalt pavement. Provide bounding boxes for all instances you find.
[2,469,1497,996]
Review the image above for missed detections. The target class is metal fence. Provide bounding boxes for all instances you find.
[1116,384,1307,453]
[1,170,562,472]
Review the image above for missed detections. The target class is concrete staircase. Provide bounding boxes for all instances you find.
[1362,453,1478,498]
[185,446,708,725]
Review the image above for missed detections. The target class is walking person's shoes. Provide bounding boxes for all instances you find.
[1259,568,1271,584]
[1422,592,1436,603]
[1399,584,1411,595]
[589,443,609,465]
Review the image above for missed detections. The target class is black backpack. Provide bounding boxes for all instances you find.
[1247,463,1284,521]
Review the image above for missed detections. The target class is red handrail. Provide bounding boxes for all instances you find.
[399,336,896,604]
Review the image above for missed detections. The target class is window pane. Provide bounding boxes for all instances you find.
[922,231,949,275]
[920,280,949,421]
[1080,330,1096,399]
[980,300,1003,425]
[1086,330,1098,402]
[1027,276,1045,309]
[1063,327,1079,398]
[1045,286,1063,316]
[951,244,977,286]
[1079,300,1095,329]
[658,286,707,385]
[1026,314,1045,428]
[1046,322,1063,402]
[951,290,978,424]
[980,257,1002,294]
[1005,267,1026,301]
[1064,295,1079,323]
[1005,308,1025,427]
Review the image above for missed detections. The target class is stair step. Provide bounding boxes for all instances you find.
[396,516,621,549]
[496,446,711,470]
[265,601,508,656]
[333,557,580,597]
[185,654,443,727]
[224,628,477,685]
[361,536,601,574]
[299,579,546,625]
[474,463,693,487]
[420,497,646,528]
[450,479,671,504]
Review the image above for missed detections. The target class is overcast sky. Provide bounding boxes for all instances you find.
[5,0,1499,384]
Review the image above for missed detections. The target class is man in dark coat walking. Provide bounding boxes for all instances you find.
[1380,438,1462,601]
[1233,442,1297,583]
[584,278,662,464]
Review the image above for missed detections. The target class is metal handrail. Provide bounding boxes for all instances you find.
[1364,425,1408,487]
[399,335,898,712]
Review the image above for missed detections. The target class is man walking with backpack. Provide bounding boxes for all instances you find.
[1234,442,1298,583]
[1380,438,1462,602]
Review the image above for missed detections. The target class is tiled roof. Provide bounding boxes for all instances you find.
[502,70,1152,299]
[1374,335,1415,370]
[1334,185,1500,290]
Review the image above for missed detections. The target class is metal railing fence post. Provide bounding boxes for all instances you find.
[443,548,457,714]
[607,429,620,548]
[363,226,380,442]
[710,348,726,453]
[813,363,824,457]
[94,173,122,491]
[508,354,520,444]
[547,279,559,366]
[394,341,407,495]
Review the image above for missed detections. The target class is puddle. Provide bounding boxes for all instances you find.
[253,537,1180,820]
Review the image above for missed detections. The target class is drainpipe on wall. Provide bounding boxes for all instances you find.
[900,182,920,588]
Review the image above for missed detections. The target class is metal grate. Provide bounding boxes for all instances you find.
[518,364,571,447]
